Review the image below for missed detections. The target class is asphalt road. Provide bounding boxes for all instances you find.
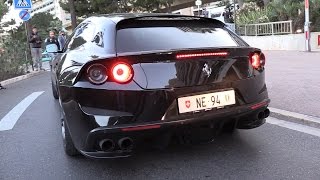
[1,51,320,180]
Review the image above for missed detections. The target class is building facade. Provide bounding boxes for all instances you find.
[30,0,71,30]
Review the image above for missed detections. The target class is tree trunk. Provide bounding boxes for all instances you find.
[68,0,77,30]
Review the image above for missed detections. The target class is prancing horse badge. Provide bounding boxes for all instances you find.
[202,63,212,77]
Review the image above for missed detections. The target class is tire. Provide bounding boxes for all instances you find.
[61,118,80,156]
[51,81,59,99]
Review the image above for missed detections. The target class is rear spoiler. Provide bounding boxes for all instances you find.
[115,14,226,30]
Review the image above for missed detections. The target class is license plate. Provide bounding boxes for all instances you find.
[178,90,236,114]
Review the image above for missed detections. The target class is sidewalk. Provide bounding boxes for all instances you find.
[0,61,50,87]
[265,51,320,117]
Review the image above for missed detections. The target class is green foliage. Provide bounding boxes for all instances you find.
[309,0,320,32]
[236,2,271,25]
[237,0,320,32]
[60,0,174,16]
[0,0,8,20]
[133,0,173,12]
[60,0,118,17]
[59,0,173,29]
[29,12,62,38]
[0,33,29,81]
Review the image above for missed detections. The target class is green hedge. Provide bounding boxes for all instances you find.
[0,38,31,81]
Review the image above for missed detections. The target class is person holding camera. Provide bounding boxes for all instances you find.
[29,26,43,71]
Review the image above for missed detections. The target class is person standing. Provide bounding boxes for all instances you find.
[45,30,60,62]
[58,30,66,51]
[29,27,43,71]
[45,30,60,50]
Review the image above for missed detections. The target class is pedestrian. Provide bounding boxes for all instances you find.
[29,26,43,71]
[44,30,60,66]
[58,30,66,51]
[45,30,60,52]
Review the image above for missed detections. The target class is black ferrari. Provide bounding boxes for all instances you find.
[51,13,270,158]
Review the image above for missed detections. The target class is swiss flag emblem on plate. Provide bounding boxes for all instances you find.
[185,100,191,108]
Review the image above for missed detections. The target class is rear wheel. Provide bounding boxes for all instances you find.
[61,118,80,156]
[51,81,59,99]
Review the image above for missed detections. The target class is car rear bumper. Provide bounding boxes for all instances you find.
[64,99,270,159]
[59,71,269,158]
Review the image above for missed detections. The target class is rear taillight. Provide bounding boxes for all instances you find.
[86,61,134,85]
[111,62,133,84]
[86,64,108,85]
[250,52,266,69]
[176,52,228,59]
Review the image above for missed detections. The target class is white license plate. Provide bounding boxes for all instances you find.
[178,90,236,114]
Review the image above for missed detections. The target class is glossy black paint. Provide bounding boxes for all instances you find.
[51,13,270,158]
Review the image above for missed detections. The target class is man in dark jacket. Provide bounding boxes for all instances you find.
[45,30,60,50]
[45,30,60,64]
[29,27,43,71]
[58,30,66,51]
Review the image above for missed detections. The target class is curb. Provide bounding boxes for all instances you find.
[0,71,45,87]
[269,107,320,129]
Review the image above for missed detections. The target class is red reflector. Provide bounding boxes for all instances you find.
[176,52,228,59]
[121,125,161,132]
[251,101,268,110]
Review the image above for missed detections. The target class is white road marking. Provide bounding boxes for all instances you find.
[267,117,320,138]
[269,107,320,122]
[0,91,44,131]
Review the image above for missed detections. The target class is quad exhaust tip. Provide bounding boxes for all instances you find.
[257,108,270,121]
[99,139,115,152]
[264,108,270,118]
[258,111,265,120]
[118,137,134,151]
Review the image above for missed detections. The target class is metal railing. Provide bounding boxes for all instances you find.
[237,20,293,36]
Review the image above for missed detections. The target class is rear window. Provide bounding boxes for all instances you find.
[116,20,239,53]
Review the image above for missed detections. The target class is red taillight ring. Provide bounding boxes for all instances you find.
[111,62,133,84]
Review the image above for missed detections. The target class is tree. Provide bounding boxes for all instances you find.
[236,0,320,32]
[68,0,77,29]
[310,0,320,32]
[0,0,8,20]
[60,0,119,17]
[60,0,174,18]
[133,0,173,12]
[29,12,62,38]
